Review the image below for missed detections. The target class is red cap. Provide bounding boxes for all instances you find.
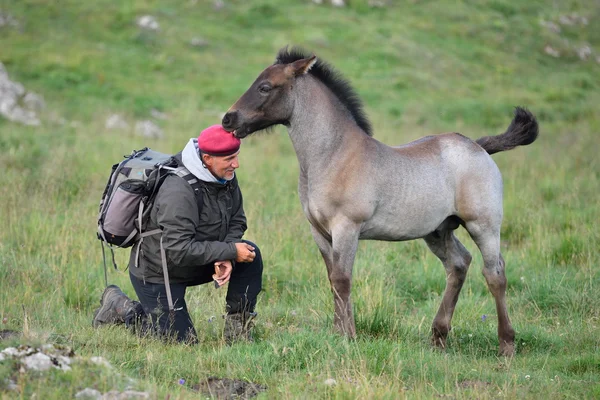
[197,125,241,156]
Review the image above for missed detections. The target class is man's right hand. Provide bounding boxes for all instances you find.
[235,242,256,263]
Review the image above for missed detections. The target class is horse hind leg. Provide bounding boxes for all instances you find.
[466,220,516,356]
[424,229,472,350]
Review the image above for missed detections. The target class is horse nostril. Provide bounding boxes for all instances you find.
[222,112,236,130]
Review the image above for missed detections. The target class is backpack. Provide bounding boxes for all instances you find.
[97,147,204,312]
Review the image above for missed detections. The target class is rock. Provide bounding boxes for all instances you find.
[136,15,159,31]
[90,356,112,369]
[75,388,102,400]
[544,45,560,58]
[324,378,337,386]
[23,92,45,112]
[189,37,209,48]
[577,45,591,60]
[105,114,129,130]
[0,12,19,28]
[102,390,150,400]
[0,62,43,126]
[331,0,345,6]
[22,352,53,371]
[135,120,164,139]
[540,20,561,34]
[150,108,169,120]
[558,14,588,26]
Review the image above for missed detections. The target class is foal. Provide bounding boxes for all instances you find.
[222,47,538,356]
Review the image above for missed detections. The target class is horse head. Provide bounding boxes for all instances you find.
[222,55,317,138]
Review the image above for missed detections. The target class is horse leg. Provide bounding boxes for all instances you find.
[315,221,359,338]
[466,221,516,356]
[424,230,472,349]
[310,224,356,337]
[309,225,334,284]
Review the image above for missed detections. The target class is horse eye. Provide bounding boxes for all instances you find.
[258,84,272,94]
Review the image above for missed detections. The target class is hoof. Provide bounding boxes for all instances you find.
[431,333,447,350]
[499,341,515,357]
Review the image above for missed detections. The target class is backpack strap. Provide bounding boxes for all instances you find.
[172,166,204,214]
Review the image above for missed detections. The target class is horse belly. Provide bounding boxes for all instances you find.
[359,195,453,241]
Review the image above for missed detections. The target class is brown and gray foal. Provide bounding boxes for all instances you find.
[222,47,538,356]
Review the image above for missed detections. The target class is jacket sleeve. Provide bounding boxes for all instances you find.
[224,184,247,243]
[155,177,238,267]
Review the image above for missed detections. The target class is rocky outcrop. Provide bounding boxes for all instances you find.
[0,62,44,126]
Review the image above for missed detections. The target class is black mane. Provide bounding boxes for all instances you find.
[275,46,373,137]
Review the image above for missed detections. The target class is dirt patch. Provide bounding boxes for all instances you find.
[0,330,20,340]
[192,377,266,399]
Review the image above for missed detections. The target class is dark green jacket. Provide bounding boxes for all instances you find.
[129,159,247,284]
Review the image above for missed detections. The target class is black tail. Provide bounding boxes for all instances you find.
[476,107,539,155]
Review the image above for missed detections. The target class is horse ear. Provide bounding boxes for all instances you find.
[287,56,317,77]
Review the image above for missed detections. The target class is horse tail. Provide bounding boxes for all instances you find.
[475,107,539,155]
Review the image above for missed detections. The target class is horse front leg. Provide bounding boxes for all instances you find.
[310,225,353,336]
[325,221,360,338]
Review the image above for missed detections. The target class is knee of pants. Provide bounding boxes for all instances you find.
[242,240,263,269]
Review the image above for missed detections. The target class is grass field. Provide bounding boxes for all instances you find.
[1,0,599,398]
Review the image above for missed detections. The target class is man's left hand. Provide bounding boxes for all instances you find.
[213,260,233,287]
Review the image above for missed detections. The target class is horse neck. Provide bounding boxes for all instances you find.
[287,77,362,171]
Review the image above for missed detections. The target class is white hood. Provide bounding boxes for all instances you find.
[181,138,226,183]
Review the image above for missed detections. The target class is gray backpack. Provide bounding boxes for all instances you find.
[97,147,203,312]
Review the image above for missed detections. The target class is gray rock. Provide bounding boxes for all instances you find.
[23,92,45,112]
[577,45,592,60]
[214,0,226,10]
[0,12,19,28]
[102,390,150,400]
[0,62,43,126]
[75,388,103,400]
[136,15,159,31]
[544,45,560,58]
[90,356,112,369]
[105,114,129,130]
[540,20,561,34]
[22,352,53,371]
[189,37,209,48]
[135,120,164,139]
[150,108,169,120]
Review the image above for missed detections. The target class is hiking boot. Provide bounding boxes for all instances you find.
[223,312,257,345]
[92,285,136,328]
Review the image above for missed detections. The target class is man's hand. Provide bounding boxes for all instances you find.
[213,260,233,288]
[235,242,256,263]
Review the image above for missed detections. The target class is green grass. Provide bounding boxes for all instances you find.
[1,0,599,398]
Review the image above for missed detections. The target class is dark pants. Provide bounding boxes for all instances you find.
[127,240,263,343]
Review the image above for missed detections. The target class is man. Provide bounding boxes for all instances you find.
[93,125,263,344]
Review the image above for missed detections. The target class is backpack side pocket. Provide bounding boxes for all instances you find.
[101,180,146,247]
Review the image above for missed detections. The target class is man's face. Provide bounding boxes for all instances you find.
[203,151,240,181]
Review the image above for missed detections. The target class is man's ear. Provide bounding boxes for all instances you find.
[202,153,213,167]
